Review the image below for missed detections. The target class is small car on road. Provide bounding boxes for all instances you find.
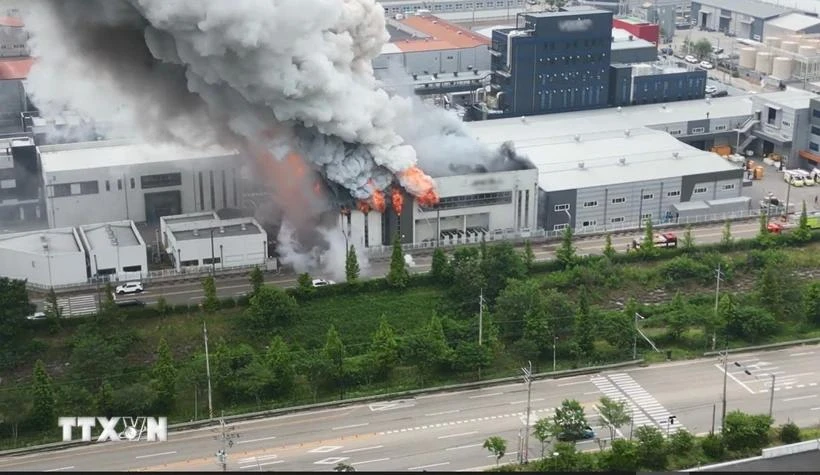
[311,279,336,288]
[115,282,144,295]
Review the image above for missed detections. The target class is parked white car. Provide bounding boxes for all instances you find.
[311,279,336,288]
[26,311,46,321]
[699,61,714,70]
[705,85,717,94]
[684,55,698,63]
[115,282,144,295]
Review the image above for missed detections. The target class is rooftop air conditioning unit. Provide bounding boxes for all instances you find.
[619,157,627,165]
[219,226,225,233]
[578,161,585,169]
[624,129,631,137]
[241,223,247,231]
[192,229,199,237]
[673,152,680,159]
[574,134,581,142]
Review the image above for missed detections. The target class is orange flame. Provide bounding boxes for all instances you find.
[367,179,386,213]
[313,181,323,196]
[357,200,371,214]
[391,187,404,216]
[397,166,439,207]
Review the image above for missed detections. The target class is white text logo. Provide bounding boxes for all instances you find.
[58,417,168,442]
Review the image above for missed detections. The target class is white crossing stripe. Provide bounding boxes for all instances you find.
[590,376,653,429]
[46,294,99,317]
[608,373,687,436]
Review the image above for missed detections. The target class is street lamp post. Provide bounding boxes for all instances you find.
[203,322,214,420]
[553,336,558,372]
[713,264,724,351]
[734,361,776,418]
[521,361,533,464]
[209,229,216,274]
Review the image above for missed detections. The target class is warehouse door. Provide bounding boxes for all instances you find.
[145,190,182,223]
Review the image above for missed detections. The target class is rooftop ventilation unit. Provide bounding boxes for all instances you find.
[661,104,667,110]
[578,161,585,169]
[672,152,680,159]
[192,229,199,237]
[241,223,247,231]
[219,226,225,234]
[520,116,527,123]
[574,134,581,142]
[619,157,627,165]
[624,129,631,137]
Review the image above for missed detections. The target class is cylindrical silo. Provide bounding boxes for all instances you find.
[772,57,793,79]
[799,45,817,58]
[756,51,774,74]
[739,47,757,68]
[781,41,800,52]
[807,39,820,48]
[765,36,781,48]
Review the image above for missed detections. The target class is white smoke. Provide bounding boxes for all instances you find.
[276,221,370,282]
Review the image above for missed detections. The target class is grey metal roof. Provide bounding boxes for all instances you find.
[0,227,81,255]
[693,0,791,19]
[765,12,820,32]
[80,221,141,250]
[173,221,262,241]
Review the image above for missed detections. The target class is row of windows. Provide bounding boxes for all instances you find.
[53,173,186,198]
[553,186,735,214]
[422,191,513,211]
[52,181,99,197]
[539,54,607,66]
[580,213,655,227]
[813,109,820,119]
[542,39,606,50]
[384,0,523,14]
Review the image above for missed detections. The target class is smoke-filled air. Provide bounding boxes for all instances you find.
[20,0,532,273]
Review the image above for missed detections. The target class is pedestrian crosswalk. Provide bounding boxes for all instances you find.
[608,373,686,436]
[45,294,99,317]
[590,375,654,429]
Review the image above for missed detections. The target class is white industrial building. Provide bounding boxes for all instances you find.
[78,220,147,281]
[0,226,86,287]
[39,139,249,228]
[161,212,268,272]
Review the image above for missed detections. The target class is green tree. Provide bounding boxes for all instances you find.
[779,421,801,444]
[156,296,169,317]
[323,325,346,399]
[334,462,356,472]
[602,439,639,471]
[635,425,667,470]
[249,266,264,296]
[640,217,659,257]
[0,389,29,446]
[402,314,451,383]
[245,286,300,331]
[794,201,812,242]
[430,248,451,283]
[682,224,695,252]
[598,396,631,441]
[572,286,595,356]
[369,316,399,377]
[0,277,34,347]
[553,399,588,441]
[723,410,773,452]
[495,278,544,341]
[693,38,713,58]
[345,245,360,283]
[483,436,507,466]
[480,242,526,303]
[539,441,598,471]
[44,288,62,334]
[450,341,492,374]
[522,240,535,271]
[757,261,788,317]
[100,282,119,319]
[201,275,219,313]
[602,233,616,259]
[297,272,313,293]
[265,336,296,396]
[151,338,177,414]
[720,220,733,247]
[446,247,486,316]
[803,282,820,326]
[666,291,692,341]
[555,226,576,268]
[386,234,409,289]
[533,417,558,457]
[669,429,697,457]
[30,360,56,430]
[94,381,115,418]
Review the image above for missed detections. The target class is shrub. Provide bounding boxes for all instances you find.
[700,433,724,460]
[219,297,236,309]
[660,256,711,284]
[669,429,697,455]
[779,422,801,444]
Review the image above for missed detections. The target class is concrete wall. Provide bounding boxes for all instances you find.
[0,230,87,287]
[632,70,707,104]
[167,228,267,271]
[80,222,148,281]
[374,46,490,75]
[0,26,27,58]
[573,177,685,231]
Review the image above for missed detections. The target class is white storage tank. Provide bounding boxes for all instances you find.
[765,36,781,48]
[772,57,793,79]
[806,39,820,48]
[799,45,817,57]
[756,51,774,74]
[781,41,800,52]
[739,47,757,68]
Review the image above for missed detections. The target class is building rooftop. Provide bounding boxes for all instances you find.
[0,57,34,80]
[39,140,239,173]
[0,16,23,27]
[384,14,489,53]
[0,227,81,255]
[693,0,792,19]
[765,12,820,32]
[525,8,610,19]
[756,0,820,15]
[162,212,220,227]
[614,16,651,25]
[79,221,142,251]
[168,218,264,241]
[752,88,816,109]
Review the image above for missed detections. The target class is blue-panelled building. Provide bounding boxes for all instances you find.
[470,7,706,121]
[490,10,613,116]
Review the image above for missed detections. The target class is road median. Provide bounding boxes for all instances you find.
[0,359,643,457]
[703,337,820,357]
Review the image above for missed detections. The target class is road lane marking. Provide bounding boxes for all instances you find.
[44,468,74,472]
[790,351,815,357]
[811,407,820,411]
[715,364,755,394]
[425,410,459,416]
[135,451,177,459]
[468,392,503,399]
[557,380,591,387]
[510,397,544,404]
[309,446,343,453]
[446,443,483,451]
[409,462,450,470]
[437,431,478,439]
[783,395,818,402]
[352,458,390,466]
[315,456,349,465]
[237,435,277,444]
[240,460,284,469]
[332,423,369,431]
[239,455,278,463]
[342,445,384,454]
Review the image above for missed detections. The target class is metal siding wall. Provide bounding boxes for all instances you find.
[688,118,710,135]
[631,71,706,105]
[680,169,744,201]
[543,188,577,230]
[751,18,764,41]
[512,38,537,115]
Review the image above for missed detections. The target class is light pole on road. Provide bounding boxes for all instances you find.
[521,361,533,464]
[734,361,776,418]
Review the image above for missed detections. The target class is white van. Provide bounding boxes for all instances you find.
[796,169,815,186]
[783,170,805,187]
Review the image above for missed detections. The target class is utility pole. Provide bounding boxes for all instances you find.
[553,336,558,372]
[521,361,533,464]
[478,289,485,380]
[712,264,723,351]
[212,415,239,472]
[633,312,639,360]
[720,337,729,431]
[204,322,214,420]
[734,361,776,419]
[210,228,216,274]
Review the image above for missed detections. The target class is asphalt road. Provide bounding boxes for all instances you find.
[0,345,816,472]
[33,219,761,310]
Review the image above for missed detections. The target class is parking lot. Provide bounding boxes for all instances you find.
[743,158,820,214]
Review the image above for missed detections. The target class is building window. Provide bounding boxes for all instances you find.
[52,183,71,197]
[422,192,514,211]
[669,130,682,135]
[812,126,820,136]
[811,142,820,152]
[198,171,205,211]
[642,213,652,220]
[80,181,99,195]
[583,200,598,208]
[52,181,98,197]
[611,197,626,204]
[222,170,228,209]
[554,203,570,211]
[203,257,221,265]
[714,125,727,131]
[691,127,705,134]
[782,120,791,127]
[694,186,708,194]
[610,216,624,223]
[813,109,820,119]
[105,180,110,192]
[130,177,135,189]
[209,170,216,210]
[581,220,597,227]
[642,193,654,200]
[122,265,142,273]
[722,183,735,191]
[667,190,681,197]
[553,223,568,231]
[117,179,122,191]
[140,172,182,189]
